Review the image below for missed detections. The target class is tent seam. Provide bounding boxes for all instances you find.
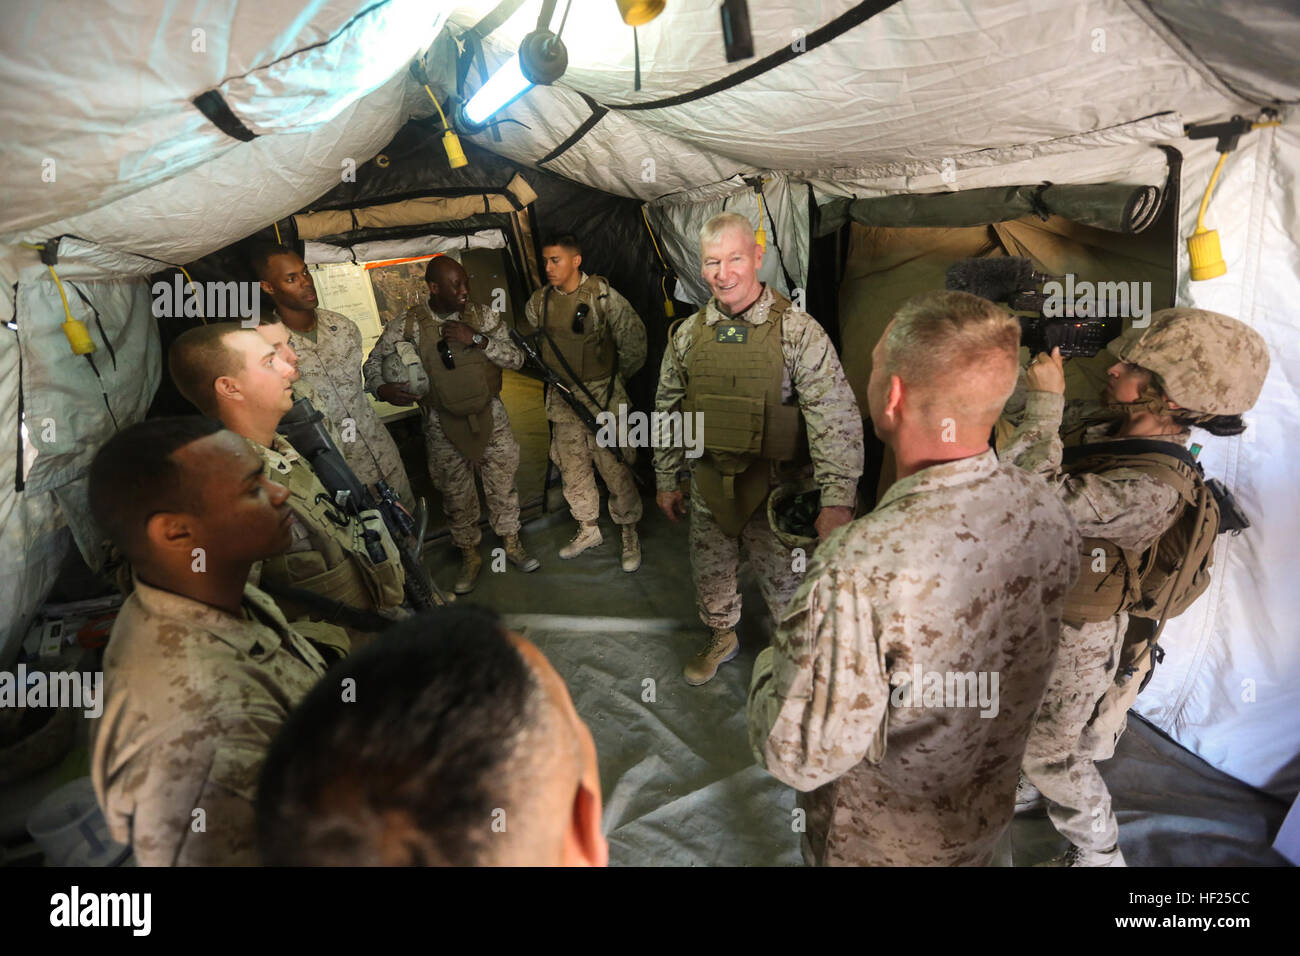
[214,0,395,87]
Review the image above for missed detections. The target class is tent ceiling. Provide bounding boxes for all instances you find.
[436,0,1263,202]
[2,0,1290,267]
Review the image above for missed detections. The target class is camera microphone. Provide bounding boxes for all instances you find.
[945,257,1058,301]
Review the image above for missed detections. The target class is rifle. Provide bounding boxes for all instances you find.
[508,327,645,484]
[279,397,447,609]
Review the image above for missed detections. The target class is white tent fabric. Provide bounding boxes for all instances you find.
[0,0,1296,797]
[645,173,810,305]
[304,229,507,265]
[1133,124,1300,801]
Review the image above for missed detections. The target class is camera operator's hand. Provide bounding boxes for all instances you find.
[1026,347,1065,395]
[376,383,420,406]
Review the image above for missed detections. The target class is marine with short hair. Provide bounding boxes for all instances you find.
[169,323,406,643]
[252,244,414,505]
[363,255,538,595]
[257,605,607,866]
[522,234,648,572]
[653,212,864,685]
[1002,307,1270,867]
[88,417,344,865]
[748,291,1080,866]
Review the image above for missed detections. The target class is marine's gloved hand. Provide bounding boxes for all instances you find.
[1025,347,1065,394]
[814,505,852,541]
[376,383,420,406]
[657,490,688,523]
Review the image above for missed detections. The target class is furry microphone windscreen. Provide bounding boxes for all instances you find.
[945,257,1040,301]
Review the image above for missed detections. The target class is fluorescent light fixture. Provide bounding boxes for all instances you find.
[464,54,530,125]
[459,29,568,130]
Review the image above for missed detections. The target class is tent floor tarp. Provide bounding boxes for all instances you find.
[458,504,1290,867]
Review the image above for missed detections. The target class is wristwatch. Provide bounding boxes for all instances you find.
[471,332,488,348]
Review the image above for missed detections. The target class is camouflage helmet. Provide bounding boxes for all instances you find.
[1106,308,1269,416]
[767,478,822,552]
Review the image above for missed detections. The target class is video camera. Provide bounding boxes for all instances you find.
[945,257,1118,357]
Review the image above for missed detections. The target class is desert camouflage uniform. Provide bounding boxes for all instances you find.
[653,285,864,631]
[524,274,646,526]
[90,578,337,865]
[1001,387,1185,852]
[363,302,524,548]
[748,449,1080,865]
[283,308,414,505]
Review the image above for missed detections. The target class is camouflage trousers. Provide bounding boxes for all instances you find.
[1022,614,1131,851]
[550,421,641,526]
[688,476,803,632]
[424,400,522,549]
[341,408,414,507]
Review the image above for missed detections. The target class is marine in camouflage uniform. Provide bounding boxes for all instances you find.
[254,247,413,504]
[91,578,335,865]
[280,307,414,505]
[747,449,1079,865]
[523,258,647,571]
[1000,308,1271,867]
[654,234,863,685]
[85,417,347,866]
[363,257,537,594]
[171,322,407,647]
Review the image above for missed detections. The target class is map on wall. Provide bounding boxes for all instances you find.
[367,259,434,327]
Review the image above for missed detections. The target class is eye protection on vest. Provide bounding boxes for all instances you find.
[573,302,590,333]
[437,338,455,369]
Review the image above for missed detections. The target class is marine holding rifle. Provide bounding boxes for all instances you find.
[521,234,648,572]
[363,255,540,596]
[169,324,406,649]
[1001,308,1270,867]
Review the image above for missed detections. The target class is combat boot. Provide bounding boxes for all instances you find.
[1014,774,1044,813]
[684,628,739,686]
[454,547,482,595]
[620,524,642,573]
[504,533,540,572]
[559,521,602,559]
[1035,844,1126,867]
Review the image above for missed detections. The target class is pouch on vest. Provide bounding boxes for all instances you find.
[354,509,406,609]
[537,279,618,386]
[1060,441,1218,631]
[425,344,497,416]
[675,290,807,534]
[1131,479,1217,623]
[259,448,404,617]
[410,307,500,461]
[264,543,377,616]
[1062,537,1141,627]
